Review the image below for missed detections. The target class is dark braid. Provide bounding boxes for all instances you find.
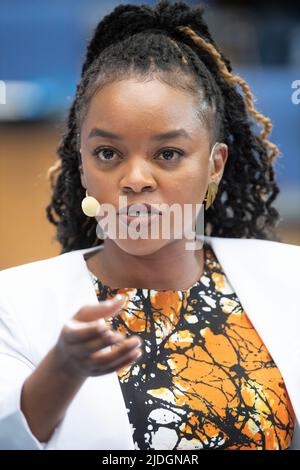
[46,0,282,254]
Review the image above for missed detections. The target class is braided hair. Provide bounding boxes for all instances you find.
[46,0,282,254]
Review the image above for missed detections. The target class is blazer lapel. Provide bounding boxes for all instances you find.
[206,236,300,450]
[47,246,135,450]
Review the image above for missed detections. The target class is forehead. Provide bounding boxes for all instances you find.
[81,78,205,139]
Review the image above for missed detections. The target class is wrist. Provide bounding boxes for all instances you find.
[50,345,86,385]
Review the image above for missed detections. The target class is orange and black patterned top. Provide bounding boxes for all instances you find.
[84,242,295,450]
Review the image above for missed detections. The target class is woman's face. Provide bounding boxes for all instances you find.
[80,77,228,256]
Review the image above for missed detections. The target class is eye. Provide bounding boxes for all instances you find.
[92,146,184,163]
[156,148,184,162]
[92,147,120,162]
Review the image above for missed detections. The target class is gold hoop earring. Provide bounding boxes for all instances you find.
[204,181,219,210]
[81,190,100,217]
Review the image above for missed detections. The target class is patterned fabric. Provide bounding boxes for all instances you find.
[85,242,295,450]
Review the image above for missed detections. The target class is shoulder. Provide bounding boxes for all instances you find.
[205,235,299,289]
[0,246,99,362]
[205,235,300,256]
[0,245,98,323]
[0,246,97,287]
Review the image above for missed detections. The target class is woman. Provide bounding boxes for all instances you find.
[0,0,299,450]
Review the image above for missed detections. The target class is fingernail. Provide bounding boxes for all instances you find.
[132,337,142,347]
[115,294,127,303]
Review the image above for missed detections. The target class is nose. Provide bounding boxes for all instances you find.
[120,161,157,193]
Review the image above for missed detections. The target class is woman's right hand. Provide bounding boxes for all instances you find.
[54,294,142,379]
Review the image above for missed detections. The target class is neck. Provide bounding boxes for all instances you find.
[86,238,206,290]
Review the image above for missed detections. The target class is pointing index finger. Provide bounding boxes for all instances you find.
[73,294,128,322]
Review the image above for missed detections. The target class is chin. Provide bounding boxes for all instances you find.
[111,237,171,257]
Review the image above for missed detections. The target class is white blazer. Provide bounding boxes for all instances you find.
[0,235,299,450]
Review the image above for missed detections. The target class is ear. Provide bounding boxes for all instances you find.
[210,143,228,182]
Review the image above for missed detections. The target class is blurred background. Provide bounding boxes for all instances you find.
[0,0,299,269]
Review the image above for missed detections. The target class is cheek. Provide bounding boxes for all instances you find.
[165,162,208,202]
[81,163,110,197]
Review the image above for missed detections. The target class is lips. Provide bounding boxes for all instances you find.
[118,203,162,216]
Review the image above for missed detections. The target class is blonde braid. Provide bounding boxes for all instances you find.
[176,25,280,164]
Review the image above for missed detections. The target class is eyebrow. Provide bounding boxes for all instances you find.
[88,127,192,141]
